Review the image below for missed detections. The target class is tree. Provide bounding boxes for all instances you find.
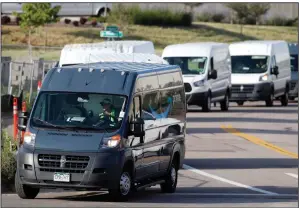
[183,3,203,18]
[13,3,60,104]
[248,3,271,25]
[225,3,250,35]
[13,3,60,62]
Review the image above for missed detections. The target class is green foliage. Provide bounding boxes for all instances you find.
[249,3,270,19]
[226,3,250,24]
[266,16,298,26]
[107,5,192,28]
[1,130,17,186]
[13,3,61,33]
[226,3,270,25]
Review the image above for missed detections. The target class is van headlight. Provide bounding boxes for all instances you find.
[259,74,268,81]
[193,80,205,87]
[101,134,121,148]
[23,132,36,146]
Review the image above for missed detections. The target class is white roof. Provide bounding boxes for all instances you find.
[162,42,228,57]
[59,40,156,66]
[60,53,168,66]
[62,40,155,53]
[229,40,287,56]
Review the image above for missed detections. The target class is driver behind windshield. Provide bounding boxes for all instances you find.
[99,98,117,126]
[256,59,267,69]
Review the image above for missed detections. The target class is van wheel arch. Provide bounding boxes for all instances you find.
[97,7,110,17]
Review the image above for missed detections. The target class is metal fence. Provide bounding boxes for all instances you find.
[1,58,57,111]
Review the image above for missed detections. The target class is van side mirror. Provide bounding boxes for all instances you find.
[208,69,217,80]
[271,66,279,75]
[130,117,145,140]
[18,111,29,132]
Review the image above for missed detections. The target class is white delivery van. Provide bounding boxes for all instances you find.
[229,40,291,106]
[162,42,231,112]
[288,42,298,100]
[58,41,155,67]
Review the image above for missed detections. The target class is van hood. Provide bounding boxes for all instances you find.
[183,74,206,83]
[34,130,105,152]
[231,73,263,84]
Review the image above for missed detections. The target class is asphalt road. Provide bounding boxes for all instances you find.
[1,100,298,207]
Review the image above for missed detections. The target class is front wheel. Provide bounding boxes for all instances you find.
[220,93,229,111]
[237,101,244,106]
[265,91,274,107]
[202,93,211,112]
[160,160,178,193]
[15,172,39,199]
[108,168,133,202]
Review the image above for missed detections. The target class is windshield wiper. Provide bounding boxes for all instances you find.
[33,118,66,129]
[63,125,108,133]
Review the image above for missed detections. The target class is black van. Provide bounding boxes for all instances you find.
[15,62,186,201]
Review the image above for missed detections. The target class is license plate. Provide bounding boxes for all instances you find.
[53,172,70,182]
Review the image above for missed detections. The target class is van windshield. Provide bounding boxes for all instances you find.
[30,92,127,132]
[291,54,298,72]
[164,57,207,75]
[231,55,269,74]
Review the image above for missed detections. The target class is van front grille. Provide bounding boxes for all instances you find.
[40,168,85,174]
[38,154,90,172]
[184,83,192,92]
[232,84,254,94]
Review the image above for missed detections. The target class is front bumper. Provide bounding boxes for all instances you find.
[229,82,272,102]
[17,146,122,190]
[186,91,208,106]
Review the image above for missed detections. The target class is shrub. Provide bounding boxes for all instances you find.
[1,16,11,24]
[108,5,192,27]
[197,12,212,22]
[73,21,79,27]
[211,13,225,23]
[80,17,87,25]
[16,16,21,25]
[133,9,192,27]
[64,18,71,24]
[1,130,17,192]
[265,16,297,26]
[91,19,97,27]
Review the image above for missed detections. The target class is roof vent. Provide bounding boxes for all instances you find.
[101,69,105,73]
[78,68,82,72]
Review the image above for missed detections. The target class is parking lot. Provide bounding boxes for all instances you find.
[2,100,298,207]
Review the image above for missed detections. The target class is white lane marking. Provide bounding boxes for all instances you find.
[286,173,298,179]
[183,164,278,196]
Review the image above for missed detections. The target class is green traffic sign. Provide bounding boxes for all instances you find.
[100,30,123,38]
[106,25,119,33]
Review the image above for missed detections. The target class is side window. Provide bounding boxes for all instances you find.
[141,92,160,121]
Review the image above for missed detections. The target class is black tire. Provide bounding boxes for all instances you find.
[280,91,289,106]
[15,172,39,199]
[237,101,244,106]
[265,91,274,107]
[108,167,133,202]
[160,158,178,193]
[202,92,211,112]
[220,92,229,111]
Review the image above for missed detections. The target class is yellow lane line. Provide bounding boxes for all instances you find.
[221,124,298,159]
